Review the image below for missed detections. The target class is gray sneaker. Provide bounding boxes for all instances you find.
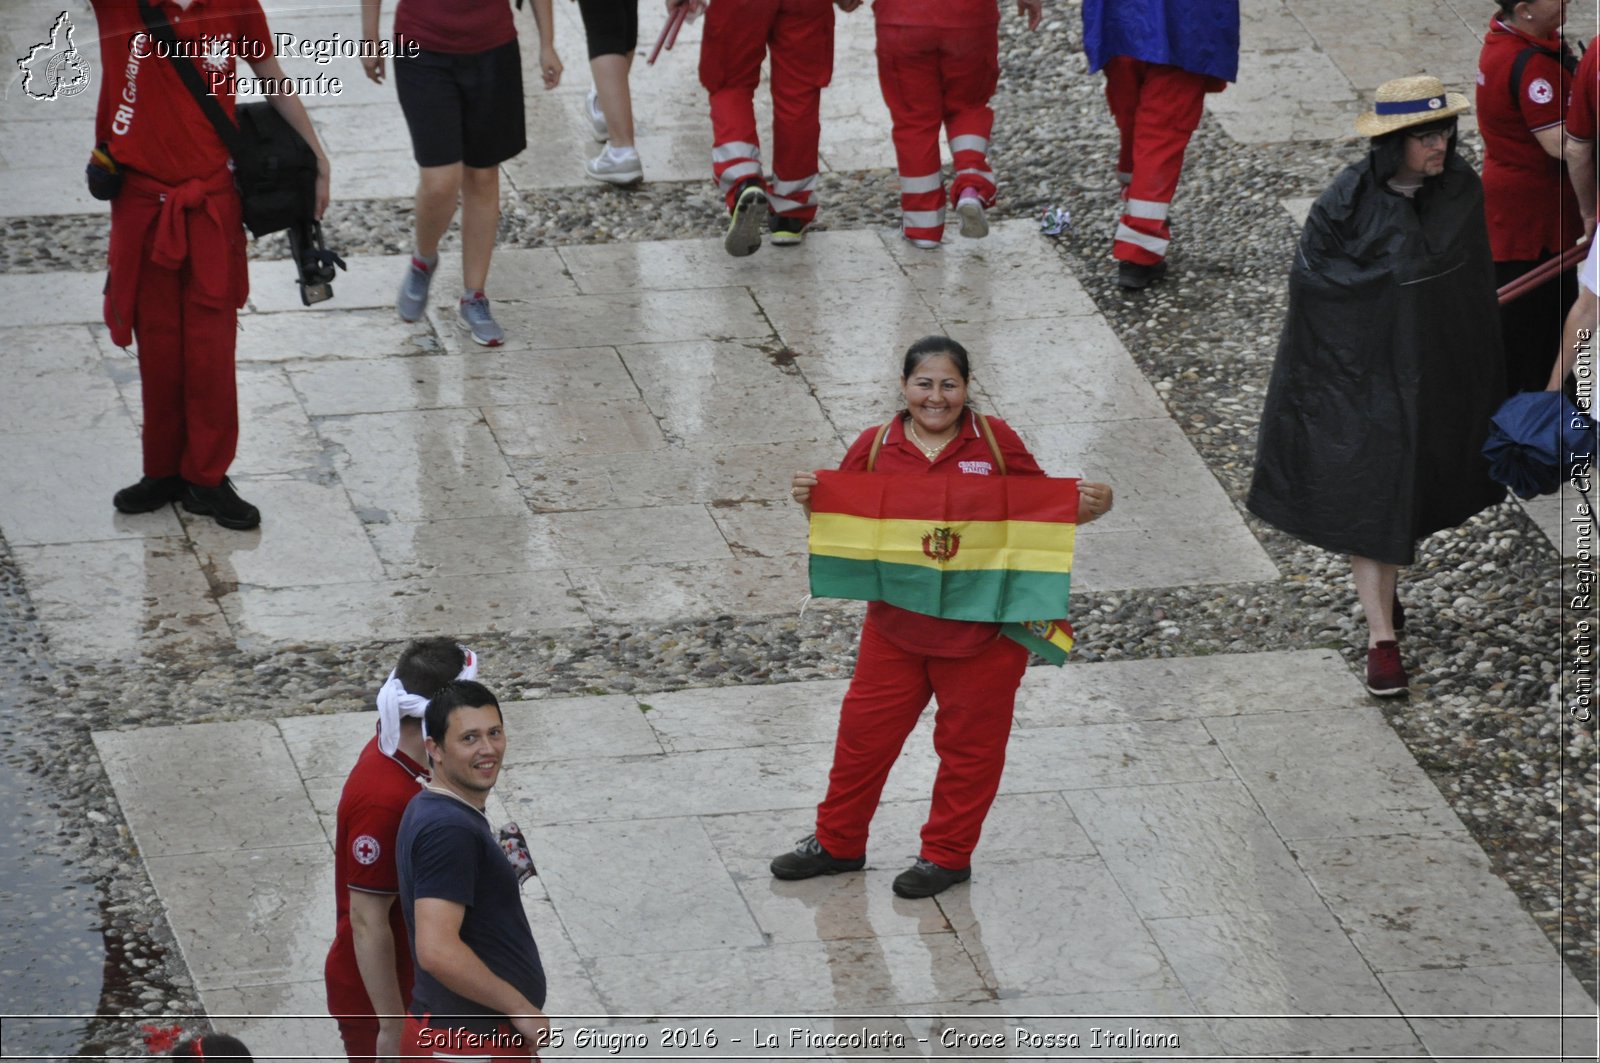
[397,255,436,323]
[458,292,505,347]
[585,88,608,142]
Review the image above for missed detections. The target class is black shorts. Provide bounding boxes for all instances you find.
[577,0,638,60]
[394,40,526,169]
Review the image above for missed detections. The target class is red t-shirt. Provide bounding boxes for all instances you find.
[91,0,272,186]
[394,0,516,55]
[1567,35,1599,143]
[1475,17,1583,259]
[325,733,428,1018]
[873,0,999,28]
[839,411,1045,658]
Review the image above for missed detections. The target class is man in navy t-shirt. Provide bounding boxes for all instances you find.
[397,680,547,1059]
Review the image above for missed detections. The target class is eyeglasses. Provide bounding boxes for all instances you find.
[1405,129,1451,147]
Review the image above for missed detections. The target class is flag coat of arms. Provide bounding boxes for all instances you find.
[807,471,1079,662]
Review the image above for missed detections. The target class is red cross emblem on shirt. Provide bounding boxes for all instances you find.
[352,834,381,865]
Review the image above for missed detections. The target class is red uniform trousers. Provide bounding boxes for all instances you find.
[105,167,247,487]
[814,619,1029,869]
[1102,56,1213,266]
[336,1016,379,1063]
[875,21,999,244]
[700,0,834,221]
[402,1014,534,1061]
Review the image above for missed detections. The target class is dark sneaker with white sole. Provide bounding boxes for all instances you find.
[769,834,865,880]
[183,477,261,530]
[892,858,971,898]
[1365,640,1408,697]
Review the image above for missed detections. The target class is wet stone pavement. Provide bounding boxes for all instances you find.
[1,0,1597,1060]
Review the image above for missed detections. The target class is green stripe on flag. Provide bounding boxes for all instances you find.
[809,554,1071,624]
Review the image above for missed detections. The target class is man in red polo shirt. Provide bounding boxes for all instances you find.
[91,0,329,530]
[1565,34,1598,239]
[1476,3,1582,395]
[325,639,478,1063]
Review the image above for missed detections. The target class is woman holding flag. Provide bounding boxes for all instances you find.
[773,337,1113,898]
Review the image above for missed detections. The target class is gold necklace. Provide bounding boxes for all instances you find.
[906,419,954,460]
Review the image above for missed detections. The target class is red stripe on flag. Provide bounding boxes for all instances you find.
[811,471,1079,524]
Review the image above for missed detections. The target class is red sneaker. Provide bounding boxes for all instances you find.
[1365,640,1408,697]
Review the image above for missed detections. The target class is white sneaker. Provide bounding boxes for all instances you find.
[585,147,643,186]
[904,234,941,250]
[956,193,989,239]
[585,89,608,142]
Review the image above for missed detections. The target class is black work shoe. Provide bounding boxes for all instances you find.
[892,858,971,898]
[182,477,261,530]
[770,834,865,880]
[724,180,767,258]
[1116,260,1168,290]
[113,476,184,514]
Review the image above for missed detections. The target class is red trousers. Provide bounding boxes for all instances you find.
[875,20,999,244]
[1102,57,1213,265]
[402,1014,533,1061]
[336,1015,378,1063]
[106,168,246,486]
[699,0,834,221]
[815,620,1029,869]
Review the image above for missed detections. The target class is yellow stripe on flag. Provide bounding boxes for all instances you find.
[809,513,1076,575]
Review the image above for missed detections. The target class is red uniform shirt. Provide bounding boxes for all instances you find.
[91,0,272,186]
[394,0,516,55]
[1475,17,1583,259]
[1567,35,1599,143]
[839,410,1045,657]
[873,0,999,28]
[325,734,428,1018]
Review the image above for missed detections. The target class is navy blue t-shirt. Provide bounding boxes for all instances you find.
[397,789,545,1029]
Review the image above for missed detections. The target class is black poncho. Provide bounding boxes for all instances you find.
[1247,134,1506,566]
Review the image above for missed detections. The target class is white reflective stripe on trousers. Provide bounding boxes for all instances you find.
[898,172,943,194]
[712,140,761,163]
[1124,197,1170,221]
[1113,222,1169,255]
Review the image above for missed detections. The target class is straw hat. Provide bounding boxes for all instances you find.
[1354,75,1471,136]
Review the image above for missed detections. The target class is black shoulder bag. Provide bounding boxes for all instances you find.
[134,0,318,238]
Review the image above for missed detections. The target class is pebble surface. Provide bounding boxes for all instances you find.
[1,16,1594,1057]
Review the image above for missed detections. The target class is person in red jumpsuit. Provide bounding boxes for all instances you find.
[91,0,329,530]
[670,0,841,256]
[1081,0,1239,289]
[324,638,478,1063]
[1476,0,1582,397]
[870,0,1041,249]
[772,336,1114,898]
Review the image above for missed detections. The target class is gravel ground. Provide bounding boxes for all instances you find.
[2,14,1595,1058]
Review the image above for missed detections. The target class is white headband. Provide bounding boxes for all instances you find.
[376,646,479,755]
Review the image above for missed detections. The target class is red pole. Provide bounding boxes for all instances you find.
[648,5,687,66]
[1497,239,1590,305]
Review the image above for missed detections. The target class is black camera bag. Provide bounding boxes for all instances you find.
[134,0,317,238]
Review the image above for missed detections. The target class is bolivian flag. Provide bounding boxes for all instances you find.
[808,471,1078,663]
